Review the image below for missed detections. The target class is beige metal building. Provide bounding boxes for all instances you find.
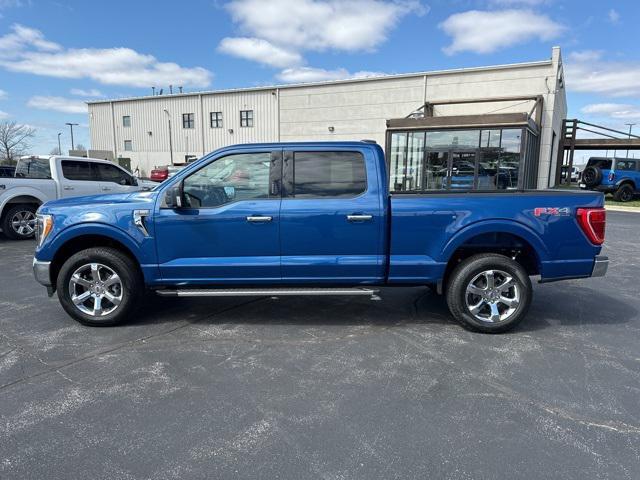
[88,47,566,188]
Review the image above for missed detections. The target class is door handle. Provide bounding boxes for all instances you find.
[63,186,74,191]
[246,216,273,223]
[102,187,112,191]
[347,214,373,222]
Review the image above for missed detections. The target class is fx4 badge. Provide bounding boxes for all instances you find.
[534,207,571,217]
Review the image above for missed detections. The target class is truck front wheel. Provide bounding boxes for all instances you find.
[446,254,532,333]
[56,247,143,326]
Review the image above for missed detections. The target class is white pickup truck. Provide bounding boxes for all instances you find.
[0,155,151,240]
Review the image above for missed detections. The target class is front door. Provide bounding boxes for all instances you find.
[279,148,384,284]
[423,149,483,190]
[58,159,102,198]
[154,150,282,284]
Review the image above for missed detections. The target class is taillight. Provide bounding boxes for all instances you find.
[577,208,606,245]
[608,172,615,182]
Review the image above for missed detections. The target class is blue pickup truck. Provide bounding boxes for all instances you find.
[32,142,608,333]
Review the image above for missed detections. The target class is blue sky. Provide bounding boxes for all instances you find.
[0,0,638,162]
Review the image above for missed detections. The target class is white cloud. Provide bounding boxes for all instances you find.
[489,0,549,5]
[224,0,425,54]
[27,95,87,114]
[0,110,8,119]
[581,103,640,120]
[277,66,385,83]
[69,88,103,97]
[0,89,6,100]
[218,37,302,68]
[0,24,212,88]
[566,50,640,97]
[439,9,563,55]
[608,9,620,24]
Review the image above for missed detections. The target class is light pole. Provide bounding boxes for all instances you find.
[625,123,636,158]
[57,132,62,155]
[163,109,174,165]
[65,122,79,150]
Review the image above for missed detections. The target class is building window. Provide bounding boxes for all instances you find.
[240,110,253,127]
[182,113,195,129]
[124,140,133,151]
[122,115,131,127]
[210,111,223,128]
[387,127,528,192]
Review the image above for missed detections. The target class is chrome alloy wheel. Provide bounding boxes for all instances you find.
[68,263,123,317]
[465,269,520,323]
[11,210,36,236]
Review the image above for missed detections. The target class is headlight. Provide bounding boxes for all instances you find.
[35,214,53,247]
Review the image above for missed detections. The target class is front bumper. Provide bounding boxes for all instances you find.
[592,255,608,277]
[33,258,54,296]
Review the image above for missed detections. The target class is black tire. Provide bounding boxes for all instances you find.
[446,254,532,333]
[2,204,37,240]
[613,184,635,202]
[56,247,143,326]
[582,166,602,187]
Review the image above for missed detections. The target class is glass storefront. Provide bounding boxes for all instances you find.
[387,127,538,192]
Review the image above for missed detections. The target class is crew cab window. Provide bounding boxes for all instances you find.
[96,163,135,185]
[61,160,96,181]
[182,152,271,208]
[290,151,366,198]
[615,160,637,171]
[14,158,51,179]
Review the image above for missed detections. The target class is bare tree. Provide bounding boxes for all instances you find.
[74,143,87,151]
[50,147,61,155]
[0,121,36,164]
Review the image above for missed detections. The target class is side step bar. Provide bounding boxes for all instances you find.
[156,287,381,300]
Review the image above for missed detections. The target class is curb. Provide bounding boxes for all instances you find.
[605,205,640,213]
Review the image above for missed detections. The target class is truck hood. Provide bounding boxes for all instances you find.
[41,190,158,211]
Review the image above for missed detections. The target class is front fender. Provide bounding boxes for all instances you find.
[440,219,551,264]
[39,222,153,265]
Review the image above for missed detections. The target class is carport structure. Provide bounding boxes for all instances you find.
[556,119,640,185]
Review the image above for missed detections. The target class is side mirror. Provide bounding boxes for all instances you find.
[164,183,183,209]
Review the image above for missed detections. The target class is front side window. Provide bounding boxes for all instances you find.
[182,152,271,208]
[14,158,51,179]
[240,110,253,127]
[124,140,133,151]
[61,160,95,181]
[122,115,131,127]
[182,113,195,129]
[96,163,134,185]
[210,111,223,128]
[290,151,366,198]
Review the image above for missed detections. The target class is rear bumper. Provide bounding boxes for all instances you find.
[591,255,608,277]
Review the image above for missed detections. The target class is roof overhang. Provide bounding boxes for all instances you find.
[386,112,539,135]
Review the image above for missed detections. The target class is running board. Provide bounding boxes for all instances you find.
[156,287,381,300]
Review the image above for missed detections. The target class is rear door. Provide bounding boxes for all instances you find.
[279,147,384,284]
[59,160,101,198]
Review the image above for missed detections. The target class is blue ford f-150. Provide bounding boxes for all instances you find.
[32,142,608,333]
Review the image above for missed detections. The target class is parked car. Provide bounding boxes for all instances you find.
[33,142,607,333]
[0,155,150,240]
[149,165,186,182]
[580,157,639,202]
[561,165,581,183]
[0,165,15,178]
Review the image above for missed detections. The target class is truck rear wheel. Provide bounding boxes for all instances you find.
[446,254,532,333]
[56,247,143,326]
[2,204,37,240]
[613,184,634,202]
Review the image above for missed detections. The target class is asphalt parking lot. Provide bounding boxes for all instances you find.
[1,211,639,479]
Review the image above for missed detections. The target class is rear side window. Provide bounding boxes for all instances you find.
[615,160,637,171]
[96,163,134,185]
[290,151,366,198]
[61,160,96,181]
[586,158,612,169]
[14,158,51,179]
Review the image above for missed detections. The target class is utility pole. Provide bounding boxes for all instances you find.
[625,123,636,158]
[65,122,79,150]
[57,132,62,155]
[163,109,174,165]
